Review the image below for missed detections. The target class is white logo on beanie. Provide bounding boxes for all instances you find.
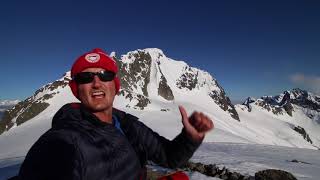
[85,53,100,63]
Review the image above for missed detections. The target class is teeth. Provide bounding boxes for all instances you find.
[92,91,105,96]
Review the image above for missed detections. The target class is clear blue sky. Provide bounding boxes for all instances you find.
[1,0,319,103]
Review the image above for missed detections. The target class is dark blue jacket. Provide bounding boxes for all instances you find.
[18,103,201,180]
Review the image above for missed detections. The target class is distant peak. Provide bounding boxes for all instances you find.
[141,48,164,54]
[63,71,71,78]
[121,48,168,64]
[142,48,167,62]
[290,88,305,94]
[135,48,166,59]
[110,52,116,57]
[242,97,256,105]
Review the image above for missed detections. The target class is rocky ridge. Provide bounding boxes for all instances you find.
[240,88,320,147]
[242,88,320,117]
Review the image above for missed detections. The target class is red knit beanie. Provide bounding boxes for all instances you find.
[69,48,120,99]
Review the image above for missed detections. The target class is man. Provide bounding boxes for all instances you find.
[18,48,214,180]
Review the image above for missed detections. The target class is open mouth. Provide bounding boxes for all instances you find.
[91,91,105,99]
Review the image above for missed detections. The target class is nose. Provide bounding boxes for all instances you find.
[92,75,102,88]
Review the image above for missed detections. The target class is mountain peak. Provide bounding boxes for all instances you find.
[110,51,116,58]
[141,48,165,56]
[138,48,167,62]
[242,97,256,105]
[240,88,320,118]
[121,48,167,64]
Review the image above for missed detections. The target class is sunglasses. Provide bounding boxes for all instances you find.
[73,70,115,84]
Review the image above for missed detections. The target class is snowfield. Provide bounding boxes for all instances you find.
[191,142,320,180]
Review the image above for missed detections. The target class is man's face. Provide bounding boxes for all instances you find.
[77,67,116,112]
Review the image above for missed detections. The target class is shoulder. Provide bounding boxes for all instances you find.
[112,108,139,123]
[29,128,77,155]
[19,129,79,179]
[53,103,81,119]
[21,127,81,169]
[52,103,83,128]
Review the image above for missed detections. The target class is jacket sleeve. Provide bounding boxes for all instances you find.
[120,113,202,169]
[18,131,81,180]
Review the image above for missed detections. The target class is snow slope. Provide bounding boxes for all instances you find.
[190,142,320,180]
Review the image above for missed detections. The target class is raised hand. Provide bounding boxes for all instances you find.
[179,105,214,142]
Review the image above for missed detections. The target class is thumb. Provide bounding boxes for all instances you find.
[179,106,192,129]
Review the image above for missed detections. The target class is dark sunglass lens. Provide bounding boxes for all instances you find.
[74,71,115,84]
[74,72,95,84]
[98,71,115,82]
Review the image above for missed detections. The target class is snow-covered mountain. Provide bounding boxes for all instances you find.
[0,74,75,133]
[113,48,238,120]
[0,48,238,135]
[1,48,320,151]
[237,88,320,149]
[1,48,320,179]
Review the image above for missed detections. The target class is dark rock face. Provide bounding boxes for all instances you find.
[256,96,287,115]
[135,94,151,110]
[279,91,291,106]
[158,75,174,101]
[242,97,255,112]
[116,50,175,106]
[291,89,320,111]
[255,169,297,180]
[117,51,152,109]
[293,126,313,144]
[16,102,50,125]
[118,51,151,96]
[176,66,198,90]
[209,83,240,121]
[157,65,174,101]
[278,91,294,116]
[283,103,294,116]
[118,90,151,110]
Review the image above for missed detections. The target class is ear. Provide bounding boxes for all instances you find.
[69,80,79,99]
[114,77,120,94]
